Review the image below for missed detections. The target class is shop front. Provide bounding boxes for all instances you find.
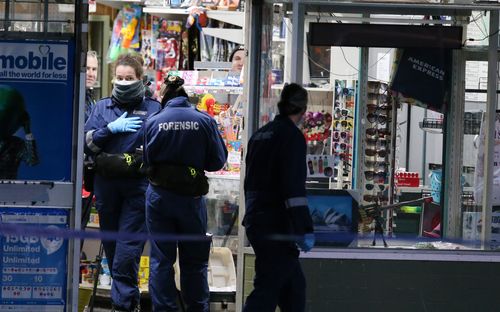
[238,1,500,311]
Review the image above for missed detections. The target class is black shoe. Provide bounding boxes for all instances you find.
[111,305,140,312]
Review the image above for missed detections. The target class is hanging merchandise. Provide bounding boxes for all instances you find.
[141,29,155,70]
[107,4,142,63]
[390,48,452,113]
[182,7,206,69]
[302,110,332,155]
[152,18,183,89]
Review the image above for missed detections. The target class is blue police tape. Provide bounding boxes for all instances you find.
[0,222,489,247]
[0,222,211,242]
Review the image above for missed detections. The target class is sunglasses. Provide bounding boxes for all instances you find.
[363,194,389,203]
[334,108,352,119]
[366,128,391,138]
[367,113,390,124]
[365,149,388,158]
[333,142,352,152]
[335,86,354,97]
[366,137,390,145]
[367,93,389,104]
[333,152,352,162]
[365,183,388,191]
[334,120,353,129]
[367,104,393,114]
[367,81,388,94]
[365,161,388,171]
[364,171,387,182]
[333,131,352,140]
[367,141,389,151]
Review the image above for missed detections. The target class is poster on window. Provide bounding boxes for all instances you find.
[0,40,75,181]
[474,110,500,206]
[306,155,336,178]
[0,208,68,311]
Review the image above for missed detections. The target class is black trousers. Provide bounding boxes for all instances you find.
[243,227,306,312]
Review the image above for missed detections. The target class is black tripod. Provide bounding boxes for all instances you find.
[360,196,433,247]
[88,243,104,312]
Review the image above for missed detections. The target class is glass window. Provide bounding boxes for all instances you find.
[251,5,499,251]
[0,0,74,33]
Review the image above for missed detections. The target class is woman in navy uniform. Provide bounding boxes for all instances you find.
[143,75,227,312]
[84,53,161,312]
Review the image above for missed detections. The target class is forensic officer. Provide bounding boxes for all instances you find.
[84,53,161,312]
[143,75,228,312]
[243,83,315,312]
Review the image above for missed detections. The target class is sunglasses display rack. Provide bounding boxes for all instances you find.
[330,80,356,189]
[359,81,397,237]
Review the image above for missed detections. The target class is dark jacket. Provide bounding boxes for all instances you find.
[243,114,313,236]
[143,96,227,171]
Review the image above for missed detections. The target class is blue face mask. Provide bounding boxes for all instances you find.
[112,80,145,106]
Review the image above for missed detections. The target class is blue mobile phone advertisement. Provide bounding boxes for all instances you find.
[0,208,68,311]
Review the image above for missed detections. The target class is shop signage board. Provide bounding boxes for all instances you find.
[0,40,75,181]
[0,208,68,311]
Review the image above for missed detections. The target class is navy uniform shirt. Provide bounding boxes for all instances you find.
[84,97,161,156]
[143,96,227,171]
[243,114,313,236]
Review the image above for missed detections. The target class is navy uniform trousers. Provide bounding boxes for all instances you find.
[146,184,211,312]
[243,224,306,312]
[94,175,147,310]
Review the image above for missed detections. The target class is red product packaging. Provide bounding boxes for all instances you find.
[395,171,420,187]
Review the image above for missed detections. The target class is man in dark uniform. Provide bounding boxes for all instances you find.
[143,75,228,312]
[243,83,315,312]
[85,51,98,122]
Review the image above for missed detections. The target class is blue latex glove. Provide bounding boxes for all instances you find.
[107,112,142,133]
[296,233,315,252]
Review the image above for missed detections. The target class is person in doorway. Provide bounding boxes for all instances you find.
[143,75,227,312]
[85,51,98,122]
[242,83,315,312]
[81,50,99,238]
[84,53,161,312]
[229,46,245,72]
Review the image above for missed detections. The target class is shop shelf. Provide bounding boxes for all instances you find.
[206,10,245,27]
[97,0,143,9]
[184,85,243,95]
[202,28,244,45]
[206,172,240,180]
[271,84,333,92]
[142,7,189,16]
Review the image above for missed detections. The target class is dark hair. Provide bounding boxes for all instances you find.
[115,53,144,79]
[277,83,308,116]
[229,46,244,62]
[160,75,189,107]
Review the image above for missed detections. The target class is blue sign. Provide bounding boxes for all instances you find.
[0,208,68,311]
[0,40,75,181]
